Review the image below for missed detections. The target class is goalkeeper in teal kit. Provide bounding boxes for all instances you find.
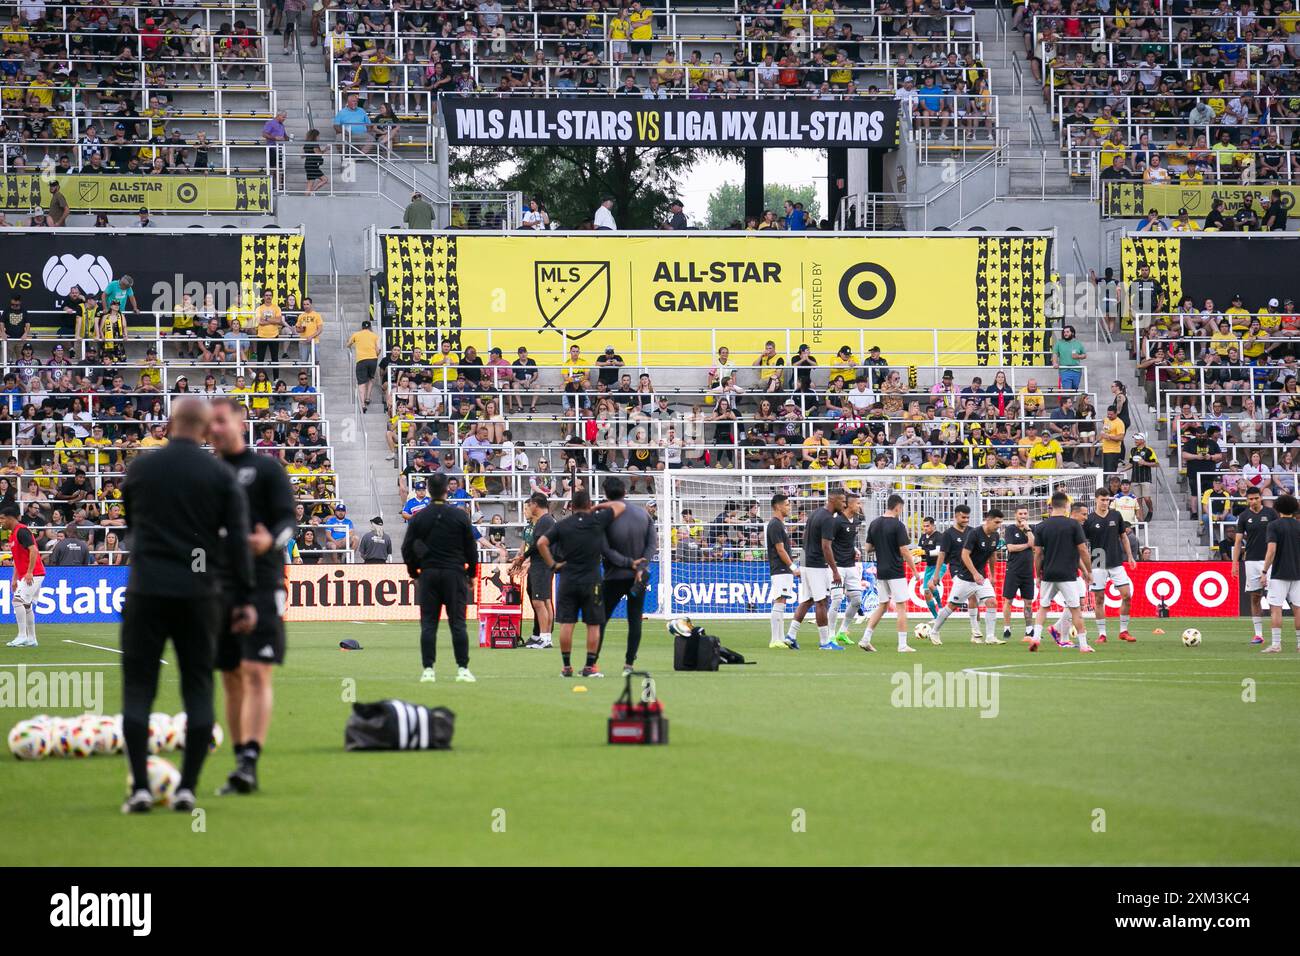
[916,516,942,617]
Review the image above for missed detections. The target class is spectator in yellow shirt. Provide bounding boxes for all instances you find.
[296,296,323,360]
[1101,406,1126,474]
[1019,378,1046,418]
[1028,432,1063,469]
[254,289,284,366]
[562,344,590,386]
[347,319,381,410]
[628,2,654,61]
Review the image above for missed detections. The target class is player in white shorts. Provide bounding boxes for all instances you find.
[1031,491,1093,653]
[765,494,798,649]
[1232,487,1277,644]
[785,489,846,651]
[932,509,1005,644]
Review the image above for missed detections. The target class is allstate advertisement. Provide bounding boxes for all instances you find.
[0,567,127,623]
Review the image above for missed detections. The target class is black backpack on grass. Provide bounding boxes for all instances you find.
[344,699,455,751]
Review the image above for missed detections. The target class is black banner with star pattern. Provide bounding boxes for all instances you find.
[974,236,1051,367]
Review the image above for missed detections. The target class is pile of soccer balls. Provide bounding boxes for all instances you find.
[7,711,223,761]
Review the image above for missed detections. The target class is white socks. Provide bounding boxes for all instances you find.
[14,604,30,641]
[1252,616,1263,638]
[786,618,801,641]
[932,605,953,634]
[897,631,908,651]
[770,602,785,643]
[817,625,830,646]
[1272,626,1282,648]
[983,608,997,640]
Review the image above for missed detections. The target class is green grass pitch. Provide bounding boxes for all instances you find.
[2,618,1298,866]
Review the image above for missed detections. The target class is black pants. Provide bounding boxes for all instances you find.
[598,574,646,666]
[417,569,470,668]
[121,593,222,794]
[256,339,279,368]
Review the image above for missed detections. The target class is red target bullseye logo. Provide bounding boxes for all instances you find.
[1144,571,1182,609]
[1192,570,1229,608]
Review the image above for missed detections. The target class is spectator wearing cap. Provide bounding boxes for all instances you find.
[323,502,354,561]
[403,191,434,230]
[357,516,392,563]
[1201,474,1232,538]
[347,319,381,411]
[1171,207,1200,232]
[667,199,688,230]
[596,345,625,389]
[136,208,152,228]
[1127,432,1160,521]
[47,180,69,227]
[512,346,539,412]
[402,481,432,522]
[594,196,617,230]
[930,369,958,410]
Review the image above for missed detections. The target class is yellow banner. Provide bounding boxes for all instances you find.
[1104,182,1300,219]
[0,174,273,213]
[381,233,1052,367]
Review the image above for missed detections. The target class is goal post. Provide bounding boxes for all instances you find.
[656,468,1105,620]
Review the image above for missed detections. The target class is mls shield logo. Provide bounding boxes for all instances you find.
[77,180,101,205]
[533,261,610,340]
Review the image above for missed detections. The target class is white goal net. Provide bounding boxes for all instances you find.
[657,468,1104,619]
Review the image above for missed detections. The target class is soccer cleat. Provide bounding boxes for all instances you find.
[580,665,604,678]
[1095,634,1107,644]
[929,633,943,646]
[1262,645,1282,654]
[834,631,854,646]
[420,667,436,683]
[984,635,1008,645]
[623,664,634,676]
[896,644,916,653]
[785,636,800,651]
[172,788,196,812]
[1250,635,1264,645]
[858,638,876,652]
[1079,645,1096,654]
[1003,627,1013,640]
[818,641,845,651]
[768,640,789,649]
[522,637,548,649]
[561,666,575,677]
[455,667,476,683]
[1028,638,1041,652]
[1118,631,1136,643]
[217,761,258,795]
[5,637,36,647]
[1047,625,1060,644]
[970,635,984,644]
[121,789,152,814]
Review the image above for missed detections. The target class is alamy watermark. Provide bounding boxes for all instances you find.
[0,665,104,713]
[890,665,1000,719]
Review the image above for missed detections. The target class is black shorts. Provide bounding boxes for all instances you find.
[1002,574,1035,602]
[555,577,604,626]
[355,358,378,384]
[216,589,287,671]
[526,566,554,603]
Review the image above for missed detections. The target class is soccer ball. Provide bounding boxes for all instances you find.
[91,715,123,755]
[7,720,49,760]
[46,718,70,757]
[148,712,177,754]
[914,622,933,641]
[128,756,182,808]
[58,718,97,758]
[1181,628,1202,647]
[173,713,223,752]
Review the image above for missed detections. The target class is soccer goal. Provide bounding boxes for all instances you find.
[657,468,1104,619]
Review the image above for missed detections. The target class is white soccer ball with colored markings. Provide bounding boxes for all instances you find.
[129,756,182,808]
[59,718,97,758]
[148,712,177,754]
[1181,628,1202,647]
[7,720,50,760]
[91,715,123,754]
[914,622,933,641]
[172,713,223,752]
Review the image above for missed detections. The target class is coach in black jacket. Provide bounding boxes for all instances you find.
[119,397,255,814]
[402,472,479,683]
[598,477,656,674]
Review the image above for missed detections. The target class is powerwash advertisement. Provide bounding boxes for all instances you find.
[1,561,1237,624]
[379,232,1054,367]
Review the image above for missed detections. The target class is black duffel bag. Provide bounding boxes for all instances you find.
[344,699,455,751]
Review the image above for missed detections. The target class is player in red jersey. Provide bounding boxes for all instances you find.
[2,504,45,647]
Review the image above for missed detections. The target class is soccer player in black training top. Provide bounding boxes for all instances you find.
[1260,492,1300,654]
[510,492,556,649]
[1085,489,1136,645]
[119,398,255,814]
[785,487,846,650]
[208,397,297,796]
[536,490,629,677]
[860,493,920,653]
[767,493,797,649]
[1231,487,1277,645]
[1031,491,1092,653]
[1001,507,1036,641]
[928,504,976,645]
[402,472,479,683]
[917,516,942,618]
[831,492,867,645]
[933,509,1005,644]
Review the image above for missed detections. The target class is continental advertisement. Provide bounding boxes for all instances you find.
[1121,233,1300,333]
[380,233,1054,367]
[0,173,273,214]
[1103,182,1300,219]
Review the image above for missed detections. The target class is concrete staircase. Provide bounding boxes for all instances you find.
[265,35,335,194]
[310,274,407,541]
[1079,333,1195,559]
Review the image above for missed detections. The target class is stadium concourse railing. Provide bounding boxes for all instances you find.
[376,332,1071,377]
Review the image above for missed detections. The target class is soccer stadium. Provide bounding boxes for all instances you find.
[0,0,1296,900]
